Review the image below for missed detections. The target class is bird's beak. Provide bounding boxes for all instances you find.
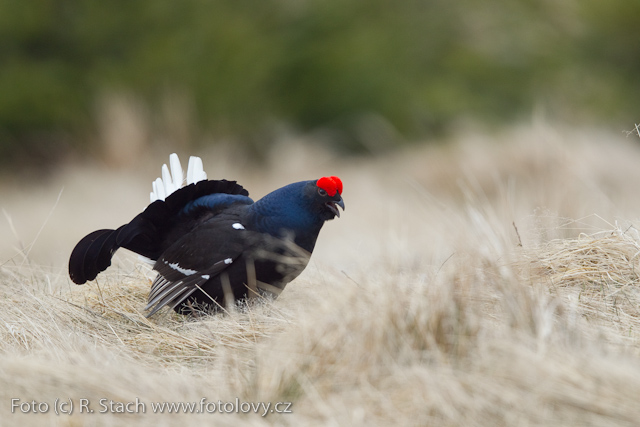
[326,195,345,218]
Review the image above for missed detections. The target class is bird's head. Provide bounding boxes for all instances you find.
[251,176,344,235]
[312,176,345,221]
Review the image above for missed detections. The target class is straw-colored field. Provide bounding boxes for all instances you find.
[1,124,640,426]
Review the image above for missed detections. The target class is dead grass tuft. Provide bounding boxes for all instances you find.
[526,224,640,353]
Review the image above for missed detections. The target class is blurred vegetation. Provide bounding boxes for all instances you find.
[0,0,639,164]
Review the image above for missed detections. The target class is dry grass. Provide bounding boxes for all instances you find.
[1,124,640,425]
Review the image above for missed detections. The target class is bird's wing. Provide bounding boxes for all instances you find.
[144,215,249,316]
[115,180,252,261]
[145,258,234,317]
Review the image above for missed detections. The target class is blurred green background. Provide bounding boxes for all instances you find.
[1,0,639,167]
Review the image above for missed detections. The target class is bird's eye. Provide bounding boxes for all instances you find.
[318,188,327,196]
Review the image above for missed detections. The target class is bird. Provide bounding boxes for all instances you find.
[68,154,344,317]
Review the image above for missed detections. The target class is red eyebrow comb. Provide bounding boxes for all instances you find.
[316,176,343,197]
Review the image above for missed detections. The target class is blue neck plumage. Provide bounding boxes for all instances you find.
[248,181,324,252]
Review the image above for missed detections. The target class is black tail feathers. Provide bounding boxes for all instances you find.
[68,179,249,285]
[68,215,163,285]
[68,228,121,284]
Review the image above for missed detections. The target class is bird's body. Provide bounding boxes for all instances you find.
[69,155,344,316]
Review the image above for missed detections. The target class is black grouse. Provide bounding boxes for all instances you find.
[68,154,344,316]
